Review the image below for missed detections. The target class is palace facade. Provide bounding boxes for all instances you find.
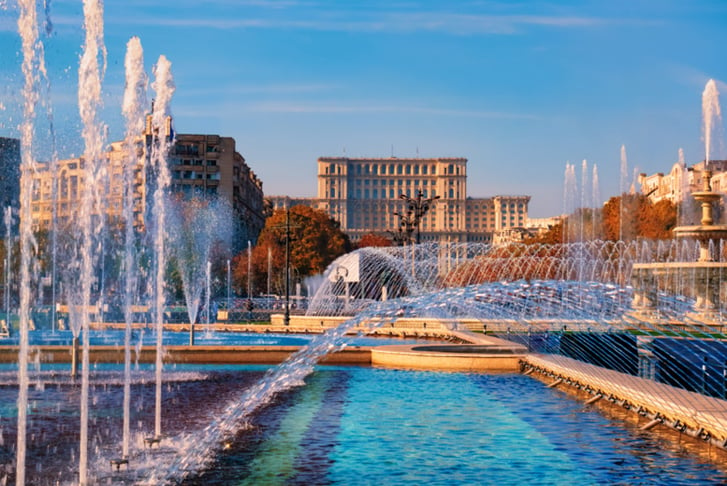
[270,156,530,245]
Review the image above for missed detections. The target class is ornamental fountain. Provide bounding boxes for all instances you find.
[631,80,727,326]
[631,170,727,323]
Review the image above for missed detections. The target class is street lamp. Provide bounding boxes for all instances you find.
[391,210,415,246]
[398,190,440,244]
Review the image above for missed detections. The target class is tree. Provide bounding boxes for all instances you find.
[523,221,564,246]
[233,205,351,296]
[357,232,393,248]
[602,194,677,241]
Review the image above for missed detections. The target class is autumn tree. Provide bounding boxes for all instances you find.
[602,194,677,241]
[357,232,393,248]
[523,221,564,246]
[233,205,351,297]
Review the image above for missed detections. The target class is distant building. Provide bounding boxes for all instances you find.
[29,117,265,250]
[166,131,265,248]
[0,137,20,236]
[269,156,530,245]
[639,160,727,204]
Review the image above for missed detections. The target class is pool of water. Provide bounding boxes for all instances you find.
[1,365,725,484]
[0,329,427,347]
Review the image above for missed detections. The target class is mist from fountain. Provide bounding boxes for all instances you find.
[168,197,232,339]
[591,163,600,241]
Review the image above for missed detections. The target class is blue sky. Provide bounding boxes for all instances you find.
[1,0,726,217]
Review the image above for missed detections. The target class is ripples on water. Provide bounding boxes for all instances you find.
[181,368,727,485]
[0,366,725,484]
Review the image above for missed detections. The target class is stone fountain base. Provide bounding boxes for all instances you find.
[632,261,727,325]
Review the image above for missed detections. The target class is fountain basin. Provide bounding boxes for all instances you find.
[672,225,727,241]
[0,344,373,365]
[371,343,527,372]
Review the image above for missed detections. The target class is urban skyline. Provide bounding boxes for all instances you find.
[0,1,726,217]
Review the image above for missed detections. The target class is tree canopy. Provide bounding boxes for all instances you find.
[232,205,350,296]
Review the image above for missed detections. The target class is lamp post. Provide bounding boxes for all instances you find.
[284,209,292,326]
[226,259,231,316]
[3,206,11,336]
[398,190,440,244]
[391,210,415,246]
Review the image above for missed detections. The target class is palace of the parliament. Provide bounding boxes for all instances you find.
[270,156,532,245]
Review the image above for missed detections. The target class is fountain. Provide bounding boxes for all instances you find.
[168,196,232,344]
[631,80,727,324]
[3,1,727,484]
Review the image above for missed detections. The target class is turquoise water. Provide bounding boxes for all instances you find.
[0,329,425,347]
[186,367,727,485]
[1,364,725,484]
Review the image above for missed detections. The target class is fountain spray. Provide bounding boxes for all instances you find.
[150,55,175,440]
[16,0,42,483]
[702,79,722,168]
[77,0,107,482]
[121,35,147,461]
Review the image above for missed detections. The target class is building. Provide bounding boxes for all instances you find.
[0,137,20,237]
[270,156,530,245]
[639,160,727,205]
[29,118,265,250]
[166,132,265,247]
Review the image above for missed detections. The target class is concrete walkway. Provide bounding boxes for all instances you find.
[524,353,727,447]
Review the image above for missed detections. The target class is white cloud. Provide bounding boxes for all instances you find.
[104,10,620,35]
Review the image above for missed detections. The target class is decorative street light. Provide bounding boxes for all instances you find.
[390,210,415,246]
[398,190,440,244]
